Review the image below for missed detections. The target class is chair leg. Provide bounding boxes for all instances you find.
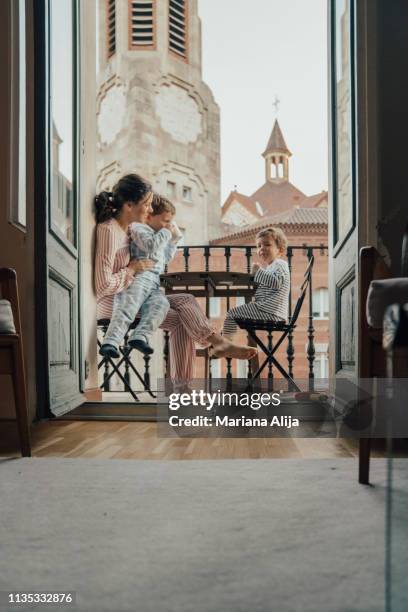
[99,352,141,402]
[359,438,371,484]
[246,332,259,375]
[97,327,157,399]
[11,343,31,457]
[244,328,301,390]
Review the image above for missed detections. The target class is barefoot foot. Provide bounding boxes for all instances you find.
[209,339,257,360]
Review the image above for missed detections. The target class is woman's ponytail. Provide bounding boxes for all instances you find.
[94,191,118,223]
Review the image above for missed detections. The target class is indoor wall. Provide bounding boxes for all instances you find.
[0,0,37,421]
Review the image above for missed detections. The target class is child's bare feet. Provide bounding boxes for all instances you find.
[209,338,257,360]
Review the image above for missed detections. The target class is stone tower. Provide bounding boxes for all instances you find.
[262,119,292,183]
[96,0,221,243]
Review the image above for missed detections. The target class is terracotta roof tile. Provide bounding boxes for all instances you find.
[265,207,328,225]
[212,207,328,244]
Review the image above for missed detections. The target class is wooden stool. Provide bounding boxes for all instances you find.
[0,268,31,456]
[97,317,155,401]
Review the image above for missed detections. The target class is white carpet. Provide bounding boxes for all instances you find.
[0,458,399,612]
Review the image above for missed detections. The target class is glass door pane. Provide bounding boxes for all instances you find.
[50,0,76,246]
[333,0,355,246]
[46,0,82,415]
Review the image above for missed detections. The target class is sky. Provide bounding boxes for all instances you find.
[197,0,328,202]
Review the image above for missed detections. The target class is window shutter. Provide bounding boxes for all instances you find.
[169,0,187,59]
[107,0,116,58]
[129,0,155,49]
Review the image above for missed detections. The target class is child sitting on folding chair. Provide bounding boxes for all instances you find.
[99,194,182,358]
[211,227,289,356]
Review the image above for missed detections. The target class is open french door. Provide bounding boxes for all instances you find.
[328,0,380,378]
[328,0,358,377]
[34,0,83,417]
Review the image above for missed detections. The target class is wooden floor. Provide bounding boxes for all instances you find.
[1,420,405,459]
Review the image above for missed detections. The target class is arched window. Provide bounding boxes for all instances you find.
[312,287,329,319]
[166,180,176,198]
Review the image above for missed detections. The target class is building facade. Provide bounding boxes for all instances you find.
[96,0,221,244]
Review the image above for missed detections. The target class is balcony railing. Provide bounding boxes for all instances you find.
[98,244,328,400]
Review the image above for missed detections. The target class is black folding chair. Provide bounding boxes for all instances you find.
[97,317,155,401]
[235,256,314,391]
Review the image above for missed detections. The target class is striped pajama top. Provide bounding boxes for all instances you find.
[95,219,134,319]
[253,258,290,321]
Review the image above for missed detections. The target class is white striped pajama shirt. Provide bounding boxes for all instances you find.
[223,258,290,337]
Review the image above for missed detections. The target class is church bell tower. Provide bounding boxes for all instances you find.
[262,119,292,183]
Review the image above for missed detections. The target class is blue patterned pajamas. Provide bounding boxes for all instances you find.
[103,271,169,349]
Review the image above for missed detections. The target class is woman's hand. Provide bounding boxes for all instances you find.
[251,262,262,274]
[127,259,154,275]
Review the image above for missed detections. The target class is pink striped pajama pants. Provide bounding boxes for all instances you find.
[160,294,214,383]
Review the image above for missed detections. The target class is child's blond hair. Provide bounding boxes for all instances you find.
[256,227,288,254]
[151,193,176,216]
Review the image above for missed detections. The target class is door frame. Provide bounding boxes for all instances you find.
[33,0,50,418]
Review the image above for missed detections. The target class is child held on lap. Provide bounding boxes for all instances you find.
[222,227,290,338]
[100,195,182,358]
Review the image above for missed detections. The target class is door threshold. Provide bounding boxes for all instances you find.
[56,401,158,420]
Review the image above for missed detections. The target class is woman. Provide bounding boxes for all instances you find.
[94,173,257,386]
